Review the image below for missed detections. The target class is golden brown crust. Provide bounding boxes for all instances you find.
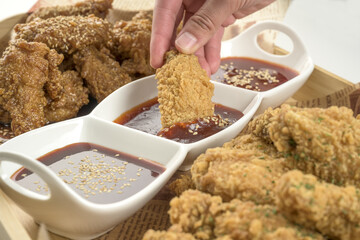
[276,170,360,240]
[156,50,214,128]
[15,15,113,54]
[191,147,287,204]
[112,11,154,76]
[44,70,89,122]
[0,40,54,135]
[73,46,131,102]
[26,0,113,22]
[260,104,360,186]
[165,190,324,240]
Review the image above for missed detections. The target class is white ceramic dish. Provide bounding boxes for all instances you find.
[0,20,313,239]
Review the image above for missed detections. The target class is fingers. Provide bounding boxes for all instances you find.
[150,0,183,69]
[204,27,224,74]
[175,0,235,54]
[194,47,211,76]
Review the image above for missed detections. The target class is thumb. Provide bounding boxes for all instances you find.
[175,0,235,54]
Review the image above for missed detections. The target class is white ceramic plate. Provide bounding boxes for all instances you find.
[0,20,313,239]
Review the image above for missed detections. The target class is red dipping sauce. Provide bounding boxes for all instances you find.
[12,142,165,204]
[212,57,299,91]
[114,98,244,144]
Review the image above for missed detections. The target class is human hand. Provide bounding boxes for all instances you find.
[150,0,275,75]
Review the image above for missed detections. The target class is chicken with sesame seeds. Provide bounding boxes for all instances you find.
[26,0,113,23]
[44,70,89,122]
[143,190,324,240]
[276,170,360,240]
[0,39,89,135]
[191,147,287,204]
[112,11,154,77]
[73,45,131,102]
[156,50,214,128]
[250,104,360,187]
[14,15,113,55]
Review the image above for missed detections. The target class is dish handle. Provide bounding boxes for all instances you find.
[0,151,80,206]
[222,20,309,66]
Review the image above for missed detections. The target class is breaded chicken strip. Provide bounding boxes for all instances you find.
[112,11,154,77]
[191,148,287,204]
[156,50,214,128]
[223,133,282,159]
[0,40,55,135]
[73,46,131,102]
[14,15,112,54]
[251,104,360,186]
[144,190,324,240]
[26,0,113,23]
[276,170,360,240]
[45,70,89,122]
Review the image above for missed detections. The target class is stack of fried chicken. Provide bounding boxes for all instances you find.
[0,0,154,135]
[144,104,360,240]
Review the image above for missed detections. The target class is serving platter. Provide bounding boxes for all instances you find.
[0,20,315,239]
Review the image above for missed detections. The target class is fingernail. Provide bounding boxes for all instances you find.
[175,32,198,54]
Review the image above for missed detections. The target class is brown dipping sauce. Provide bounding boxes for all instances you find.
[12,142,165,204]
[212,57,299,91]
[114,98,244,144]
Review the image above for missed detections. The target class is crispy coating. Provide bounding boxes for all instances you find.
[168,190,225,239]
[223,133,282,159]
[191,147,287,204]
[254,104,360,186]
[14,15,113,54]
[0,40,54,135]
[147,190,323,240]
[143,226,195,240]
[73,46,131,102]
[26,0,113,23]
[276,170,360,240]
[0,40,90,135]
[156,51,214,128]
[168,174,195,197]
[44,70,89,122]
[112,11,154,76]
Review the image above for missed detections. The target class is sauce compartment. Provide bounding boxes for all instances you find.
[0,116,186,239]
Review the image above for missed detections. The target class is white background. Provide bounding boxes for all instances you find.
[1,0,359,83]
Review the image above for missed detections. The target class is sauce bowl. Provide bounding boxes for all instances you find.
[0,20,313,239]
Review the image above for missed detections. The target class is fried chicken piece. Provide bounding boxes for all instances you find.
[44,70,89,122]
[26,0,113,23]
[146,190,323,240]
[223,133,282,159]
[276,170,360,240]
[156,51,214,128]
[168,190,225,239]
[191,148,287,204]
[143,225,195,240]
[169,174,195,197]
[14,15,113,54]
[112,11,154,76]
[0,40,55,135]
[215,199,323,240]
[252,104,360,186]
[73,46,131,102]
